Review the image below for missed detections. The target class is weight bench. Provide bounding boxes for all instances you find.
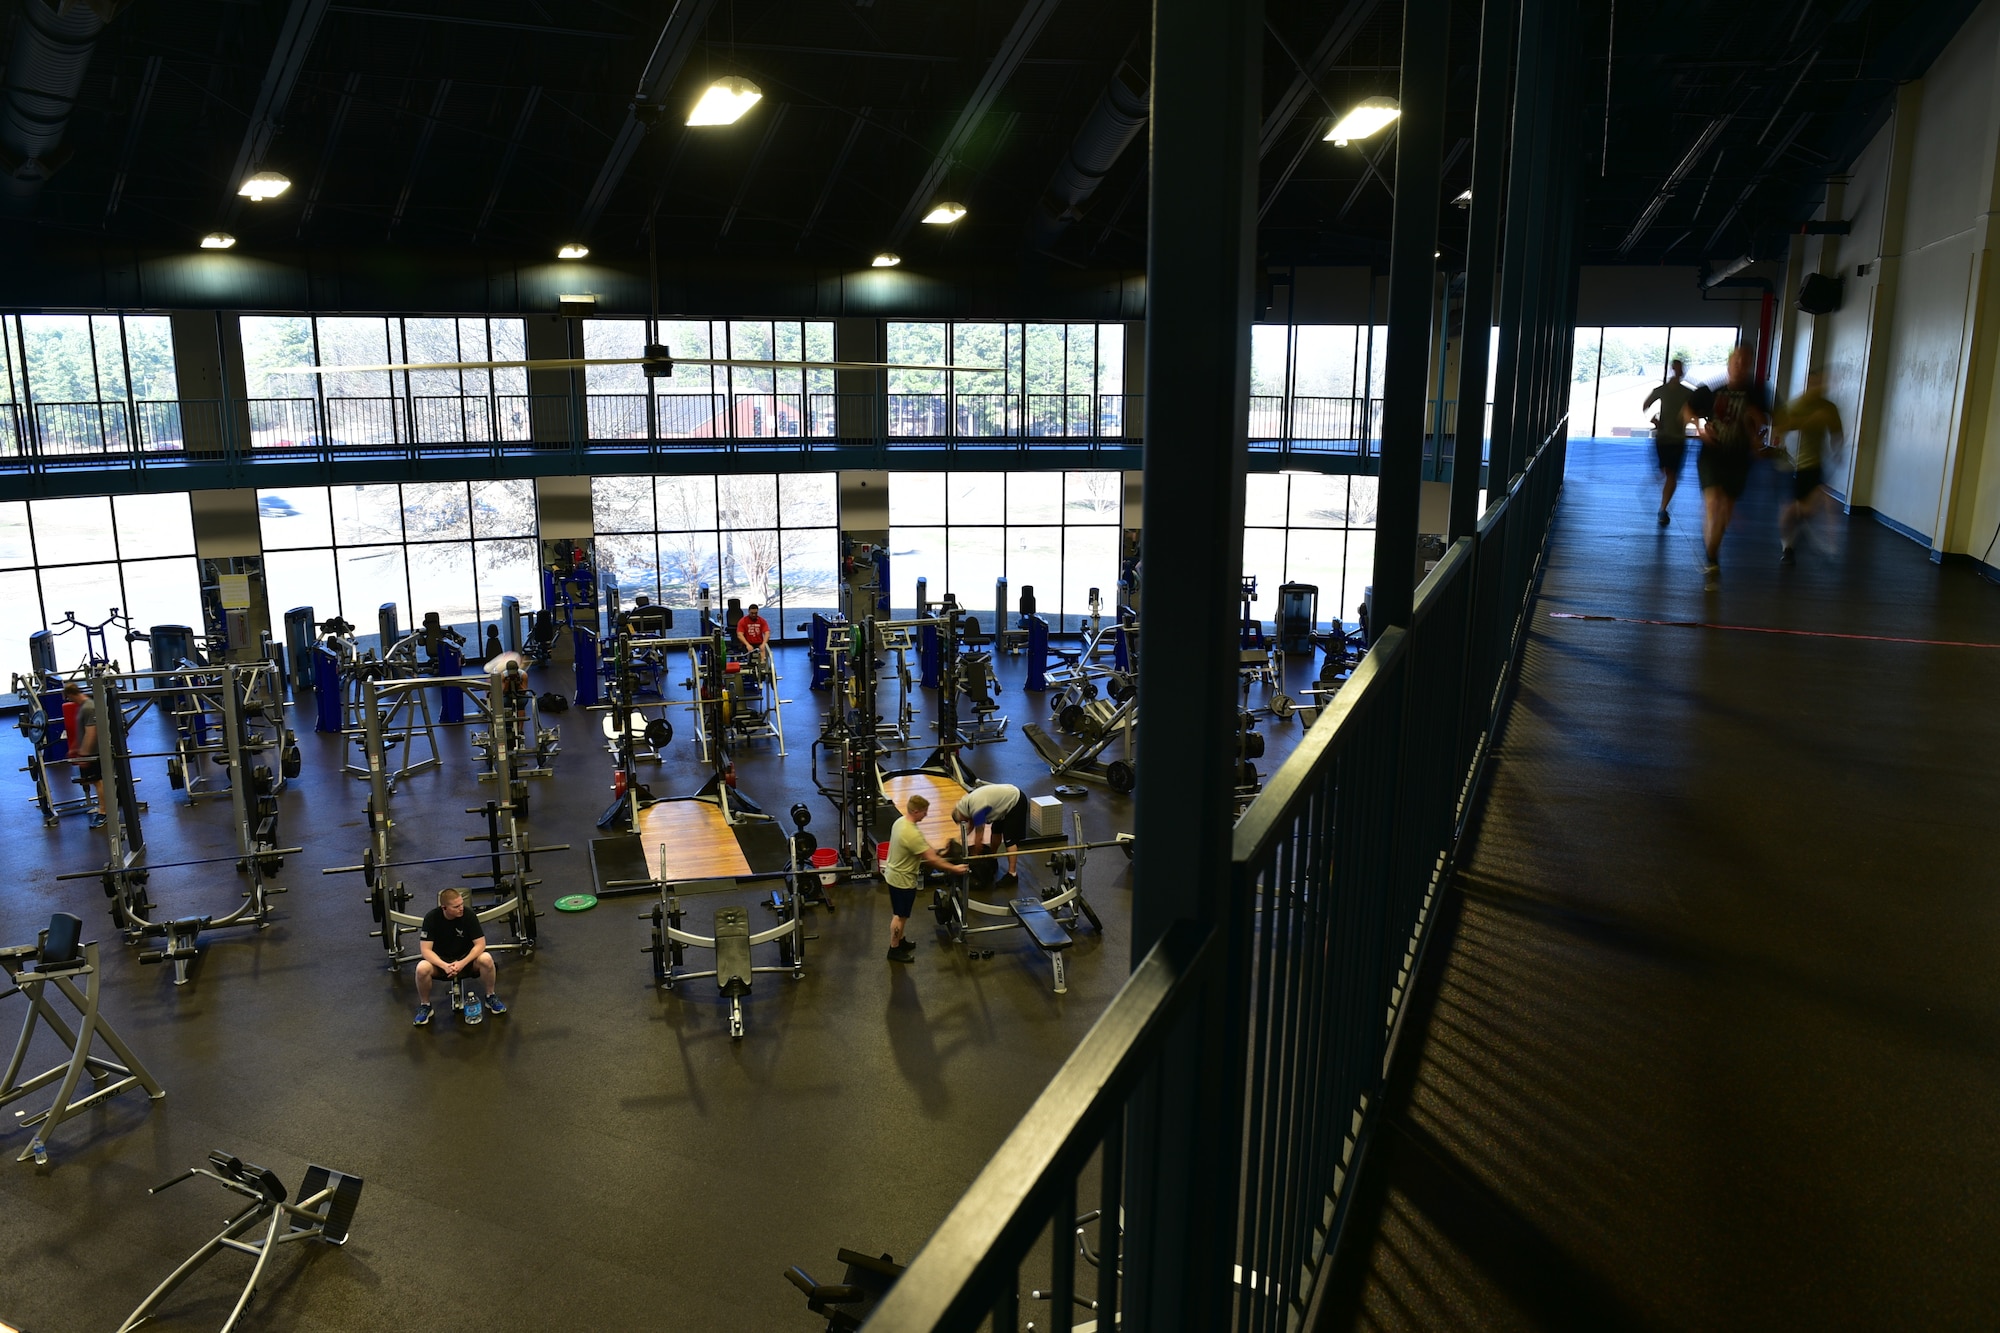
[715,906,753,1013]
[785,1247,905,1332]
[1010,895,1074,995]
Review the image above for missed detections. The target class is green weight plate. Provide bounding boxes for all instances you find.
[553,894,599,913]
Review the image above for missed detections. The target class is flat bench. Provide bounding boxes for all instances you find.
[713,906,752,997]
[1011,895,1073,995]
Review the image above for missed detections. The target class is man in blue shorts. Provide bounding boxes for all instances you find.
[883,795,967,963]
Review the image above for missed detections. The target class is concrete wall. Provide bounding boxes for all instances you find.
[1790,0,2000,561]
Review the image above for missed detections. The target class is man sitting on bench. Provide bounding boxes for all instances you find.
[414,889,507,1026]
[951,782,1026,884]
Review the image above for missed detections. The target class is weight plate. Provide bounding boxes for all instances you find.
[1105,761,1135,795]
[1270,692,1294,719]
[645,718,673,749]
[553,894,598,912]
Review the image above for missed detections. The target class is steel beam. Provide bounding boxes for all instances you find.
[885,0,1064,246]
[1257,0,1387,159]
[574,0,719,237]
[387,79,452,239]
[473,86,541,243]
[718,105,789,237]
[220,0,331,218]
[797,109,869,249]
[1369,0,1452,633]
[1126,0,1260,1327]
[1448,0,1515,539]
[103,55,161,223]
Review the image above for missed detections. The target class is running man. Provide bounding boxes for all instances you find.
[1696,347,1771,590]
[1643,358,1696,525]
[882,795,967,963]
[1777,371,1845,564]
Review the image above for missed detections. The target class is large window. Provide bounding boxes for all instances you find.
[888,471,1122,631]
[1,313,180,455]
[239,316,528,449]
[1247,324,1391,448]
[591,472,839,636]
[884,323,1127,439]
[582,319,836,441]
[1242,473,1377,632]
[258,481,539,650]
[0,492,202,681]
[1570,326,1742,437]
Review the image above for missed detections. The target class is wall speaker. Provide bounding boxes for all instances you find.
[1797,272,1843,315]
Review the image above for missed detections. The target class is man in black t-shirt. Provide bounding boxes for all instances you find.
[414,889,507,1026]
[1695,346,1772,590]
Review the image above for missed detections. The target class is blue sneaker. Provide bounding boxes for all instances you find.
[412,1003,433,1027]
[87,812,105,829]
[484,993,507,1015]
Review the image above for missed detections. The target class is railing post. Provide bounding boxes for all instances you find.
[1126,0,1261,1326]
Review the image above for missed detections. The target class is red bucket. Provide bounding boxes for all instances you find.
[810,847,839,887]
[877,841,891,866]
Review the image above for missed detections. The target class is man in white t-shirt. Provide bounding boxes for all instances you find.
[951,782,1026,883]
[882,795,966,963]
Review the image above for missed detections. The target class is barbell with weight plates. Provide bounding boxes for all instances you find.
[1269,692,1295,720]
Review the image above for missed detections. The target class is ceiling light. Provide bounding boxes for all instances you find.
[1324,97,1400,146]
[922,202,967,225]
[687,77,763,126]
[1453,189,1472,207]
[871,252,902,268]
[557,243,590,260]
[199,232,236,250]
[237,170,292,201]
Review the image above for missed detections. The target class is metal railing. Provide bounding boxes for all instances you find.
[864,421,1569,1331]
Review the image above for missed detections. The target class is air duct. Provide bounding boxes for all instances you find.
[0,0,124,206]
[1028,63,1148,253]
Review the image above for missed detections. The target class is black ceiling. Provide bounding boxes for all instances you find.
[0,0,1980,279]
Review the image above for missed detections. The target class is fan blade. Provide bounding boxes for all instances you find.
[272,356,1005,376]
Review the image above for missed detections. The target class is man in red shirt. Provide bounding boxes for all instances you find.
[735,603,772,668]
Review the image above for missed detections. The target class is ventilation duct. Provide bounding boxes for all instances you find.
[1027,64,1148,253]
[0,0,124,206]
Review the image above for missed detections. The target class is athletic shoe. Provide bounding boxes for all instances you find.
[484,993,507,1015]
[1657,509,1670,526]
[1703,562,1721,591]
[413,1004,433,1027]
[886,942,916,963]
[1779,546,1796,565]
[998,871,1018,886]
[87,812,105,829]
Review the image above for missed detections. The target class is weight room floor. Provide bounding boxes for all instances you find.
[0,637,1316,1331]
[1324,438,2000,1330]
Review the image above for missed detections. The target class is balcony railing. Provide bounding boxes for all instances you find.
[864,420,1569,1331]
[0,390,1496,479]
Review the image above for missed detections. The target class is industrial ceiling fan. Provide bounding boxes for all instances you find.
[275,343,1003,378]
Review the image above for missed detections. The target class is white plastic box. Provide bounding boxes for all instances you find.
[1028,795,1064,838]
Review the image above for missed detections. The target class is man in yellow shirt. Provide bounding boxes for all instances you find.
[1777,371,1845,563]
[882,795,967,962]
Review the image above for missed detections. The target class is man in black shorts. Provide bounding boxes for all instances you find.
[1777,371,1845,563]
[952,782,1027,884]
[62,680,105,828]
[414,888,507,1025]
[1696,347,1771,590]
[1642,359,1695,525]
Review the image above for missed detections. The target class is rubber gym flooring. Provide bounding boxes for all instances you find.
[0,624,1318,1331]
[1323,438,2000,1331]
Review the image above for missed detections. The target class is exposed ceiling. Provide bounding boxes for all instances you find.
[0,0,1979,281]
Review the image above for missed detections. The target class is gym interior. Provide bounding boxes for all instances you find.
[3,1,2000,1330]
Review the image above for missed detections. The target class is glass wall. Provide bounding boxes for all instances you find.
[591,472,839,636]
[1569,326,1743,437]
[1,313,180,454]
[888,471,1123,630]
[884,323,1126,438]
[0,492,202,681]
[257,481,540,649]
[1250,324,1390,444]
[1241,473,1378,632]
[239,316,528,448]
[582,319,837,441]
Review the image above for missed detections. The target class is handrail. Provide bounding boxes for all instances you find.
[862,917,1218,1330]
[1229,625,1408,863]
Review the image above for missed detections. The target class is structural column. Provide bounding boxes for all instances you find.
[1125,0,1261,1326]
[1447,0,1517,539]
[1369,0,1453,631]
